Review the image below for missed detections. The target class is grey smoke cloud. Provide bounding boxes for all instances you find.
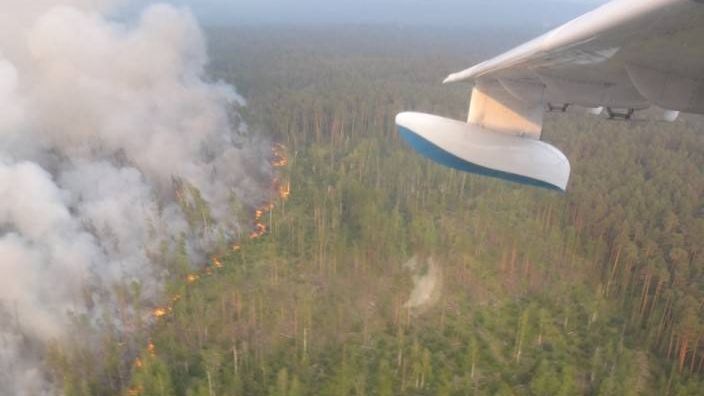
[0,1,267,393]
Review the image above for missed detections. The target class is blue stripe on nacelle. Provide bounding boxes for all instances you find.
[398,126,564,192]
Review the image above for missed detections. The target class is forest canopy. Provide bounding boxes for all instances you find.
[50,26,704,396]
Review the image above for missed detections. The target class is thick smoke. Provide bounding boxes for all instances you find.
[0,1,269,393]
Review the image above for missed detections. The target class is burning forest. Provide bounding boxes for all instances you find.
[132,143,291,395]
[0,1,277,394]
[147,144,290,323]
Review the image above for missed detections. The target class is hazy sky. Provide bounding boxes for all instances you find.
[128,0,609,28]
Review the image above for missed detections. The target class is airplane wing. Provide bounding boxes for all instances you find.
[396,0,704,191]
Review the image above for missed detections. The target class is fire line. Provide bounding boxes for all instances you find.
[129,143,291,394]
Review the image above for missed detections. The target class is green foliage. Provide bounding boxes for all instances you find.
[130,356,175,396]
[50,26,704,395]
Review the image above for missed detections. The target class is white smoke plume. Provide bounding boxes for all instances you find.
[404,256,442,314]
[0,1,270,393]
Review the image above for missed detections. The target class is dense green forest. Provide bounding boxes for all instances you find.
[50,27,704,395]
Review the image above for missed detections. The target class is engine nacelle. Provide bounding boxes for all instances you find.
[396,112,571,191]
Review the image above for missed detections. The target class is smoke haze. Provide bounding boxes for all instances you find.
[164,0,608,28]
[0,1,268,393]
[404,256,442,314]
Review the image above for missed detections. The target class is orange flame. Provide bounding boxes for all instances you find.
[232,244,241,252]
[249,222,267,239]
[272,144,289,168]
[152,307,169,318]
[212,257,223,268]
[249,198,279,239]
[186,273,199,283]
[147,340,156,357]
[278,181,291,200]
[128,386,144,396]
